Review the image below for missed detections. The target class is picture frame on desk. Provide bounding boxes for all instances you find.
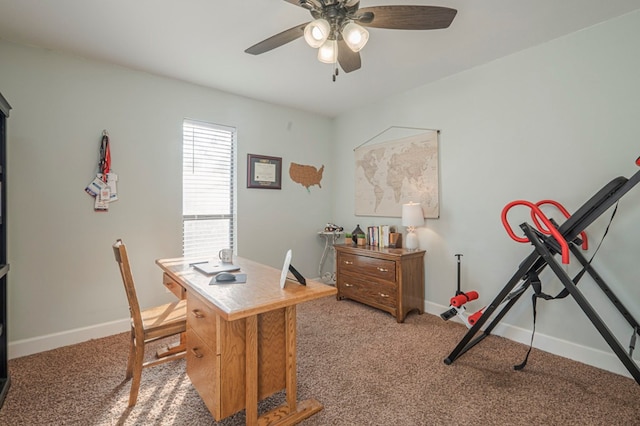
[247,154,282,189]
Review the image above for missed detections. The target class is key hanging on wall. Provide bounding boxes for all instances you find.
[84,130,118,211]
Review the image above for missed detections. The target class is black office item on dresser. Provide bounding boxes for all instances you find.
[351,224,364,245]
[0,92,10,408]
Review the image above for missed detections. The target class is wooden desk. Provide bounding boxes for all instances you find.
[156,256,337,425]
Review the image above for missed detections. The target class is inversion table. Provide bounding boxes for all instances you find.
[444,157,640,384]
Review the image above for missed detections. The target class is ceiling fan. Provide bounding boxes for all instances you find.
[245,0,457,80]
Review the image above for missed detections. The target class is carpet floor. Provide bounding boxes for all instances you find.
[1,296,639,425]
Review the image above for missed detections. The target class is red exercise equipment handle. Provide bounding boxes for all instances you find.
[450,291,479,308]
[501,200,570,264]
[468,309,484,326]
[532,200,588,250]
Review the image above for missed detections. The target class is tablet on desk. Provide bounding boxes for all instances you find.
[192,262,240,275]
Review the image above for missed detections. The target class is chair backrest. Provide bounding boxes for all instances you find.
[113,239,144,333]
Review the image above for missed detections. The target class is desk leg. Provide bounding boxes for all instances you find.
[285,306,297,411]
[257,305,323,426]
[246,315,259,425]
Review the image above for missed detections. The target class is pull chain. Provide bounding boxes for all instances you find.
[332,55,339,82]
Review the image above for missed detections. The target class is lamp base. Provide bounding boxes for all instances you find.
[405,231,418,250]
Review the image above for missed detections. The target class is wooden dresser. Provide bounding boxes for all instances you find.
[335,244,425,323]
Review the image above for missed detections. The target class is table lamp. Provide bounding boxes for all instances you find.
[402,202,424,250]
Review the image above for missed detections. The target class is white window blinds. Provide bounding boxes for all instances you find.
[182,119,236,259]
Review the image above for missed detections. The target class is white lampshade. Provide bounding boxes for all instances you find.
[317,39,338,63]
[342,22,369,52]
[402,202,424,227]
[402,202,423,250]
[304,19,330,48]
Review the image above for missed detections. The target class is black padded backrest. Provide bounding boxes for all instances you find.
[560,170,640,242]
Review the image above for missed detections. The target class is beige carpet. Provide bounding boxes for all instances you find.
[1,296,639,425]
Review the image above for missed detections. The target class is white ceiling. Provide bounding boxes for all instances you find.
[1,0,639,118]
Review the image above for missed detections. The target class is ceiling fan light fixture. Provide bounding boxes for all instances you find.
[304,19,330,48]
[245,3,458,76]
[317,39,338,63]
[342,21,369,52]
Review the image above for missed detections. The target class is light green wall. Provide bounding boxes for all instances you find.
[2,9,640,376]
[0,40,333,342]
[332,10,640,375]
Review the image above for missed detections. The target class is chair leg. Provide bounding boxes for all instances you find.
[128,339,145,407]
[125,332,135,380]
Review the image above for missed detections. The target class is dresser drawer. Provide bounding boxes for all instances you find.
[338,253,396,282]
[186,327,220,419]
[163,273,186,299]
[187,290,218,352]
[339,274,397,311]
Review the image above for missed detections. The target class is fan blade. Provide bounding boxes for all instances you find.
[338,39,361,73]
[358,6,457,30]
[245,23,308,55]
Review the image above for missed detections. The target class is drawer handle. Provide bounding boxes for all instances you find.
[379,293,390,298]
[191,309,204,319]
[343,261,354,265]
[191,348,204,359]
[377,267,389,272]
[344,283,353,287]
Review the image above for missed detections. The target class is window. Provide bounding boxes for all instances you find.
[182,119,236,259]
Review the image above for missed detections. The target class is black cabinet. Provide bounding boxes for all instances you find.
[0,92,10,408]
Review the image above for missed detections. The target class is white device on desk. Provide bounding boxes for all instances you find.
[280,250,292,288]
[279,249,306,288]
[191,262,240,275]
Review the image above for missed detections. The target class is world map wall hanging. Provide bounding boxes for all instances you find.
[354,129,439,218]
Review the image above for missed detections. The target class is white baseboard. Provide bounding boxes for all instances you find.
[8,318,130,359]
[9,278,330,359]
[424,300,634,380]
[9,300,636,381]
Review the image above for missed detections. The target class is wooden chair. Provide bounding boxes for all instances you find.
[112,239,187,407]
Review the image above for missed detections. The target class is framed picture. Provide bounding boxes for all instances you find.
[247,154,282,189]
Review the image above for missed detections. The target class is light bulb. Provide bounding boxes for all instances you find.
[317,39,338,63]
[342,22,369,52]
[304,19,330,48]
